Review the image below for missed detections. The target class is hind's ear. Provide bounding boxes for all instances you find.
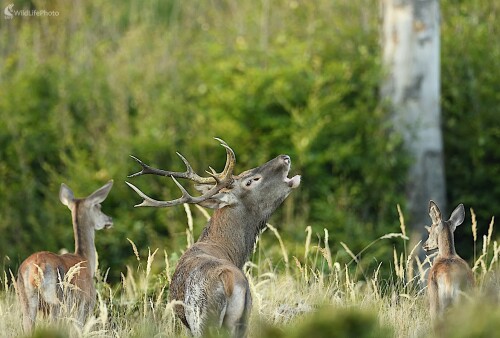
[449,204,465,230]
[87,180,113,205]
[428,200,442,223]
[59,184,75,208]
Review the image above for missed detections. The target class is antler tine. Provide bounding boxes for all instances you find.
[127,173,233,208]
[126,178,194,208]
[205,169,221,184]
[127,138,237,208]
[175,152,215,184]
[128,154,215,184]
[126,182,169,207]
[128,155,161,178]
[214,138,236,180]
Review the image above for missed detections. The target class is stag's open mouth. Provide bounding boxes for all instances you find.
[282,156,301,188]
[285,175,301,188]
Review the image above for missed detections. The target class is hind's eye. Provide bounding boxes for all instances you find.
[246,180,252,186]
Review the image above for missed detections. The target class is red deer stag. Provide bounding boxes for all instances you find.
[126,138,300,337]
[423,200,474,322]
[17,180,113,331]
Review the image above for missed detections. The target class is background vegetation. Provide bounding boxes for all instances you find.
[0,0,498,324]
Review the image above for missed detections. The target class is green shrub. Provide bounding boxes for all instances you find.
[441,0,500,257]
[258,305,393,338]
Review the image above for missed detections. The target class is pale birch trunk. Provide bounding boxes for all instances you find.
[380,0,446,258]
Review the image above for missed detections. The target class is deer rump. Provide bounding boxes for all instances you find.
[170,247,251,336]
[17,252,94,311]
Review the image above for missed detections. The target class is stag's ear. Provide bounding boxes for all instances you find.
[59,184,75,208]
[449,203,465,231]
[194,183,214,195]
[198,191,238,209]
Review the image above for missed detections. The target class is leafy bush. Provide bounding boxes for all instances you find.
[1,0,497,280]
[441,0,500,256]
[0,0,408,279]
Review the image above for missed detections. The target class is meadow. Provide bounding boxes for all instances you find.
[1,0,499,336]
[1,206,498,338]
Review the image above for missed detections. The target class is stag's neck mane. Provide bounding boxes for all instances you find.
[198,207,266,268]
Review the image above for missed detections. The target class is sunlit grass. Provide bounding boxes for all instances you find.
[0,207,498,337]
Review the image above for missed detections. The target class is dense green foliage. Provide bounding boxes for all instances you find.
[0,0,497,280]
[441,0,500,252]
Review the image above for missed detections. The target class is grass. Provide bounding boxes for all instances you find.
[0,207,499,338]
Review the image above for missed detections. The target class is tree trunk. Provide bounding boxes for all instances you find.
[380,0,446,257]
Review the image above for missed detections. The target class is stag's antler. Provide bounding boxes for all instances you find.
[126,138,236,207]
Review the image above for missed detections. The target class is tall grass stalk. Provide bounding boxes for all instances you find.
[0,209,498,337]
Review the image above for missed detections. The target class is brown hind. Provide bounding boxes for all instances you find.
[423,200,474,322]
[17,181,113,331]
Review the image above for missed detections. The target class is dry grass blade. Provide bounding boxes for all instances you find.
[304,226,312,261]
[127,238,141,261]
[33,263,44,288]
[9,269,18,295]
[97,290,108,326]
[489,241,500,271]
[164,250,172,284]
[471,208,478,263]
[340,241,358,264]
[380,233,409,240]
[393,248,402,279]
[267,224,289,269]
[155,284,167,311]
[144,248,159,316]
[293,256,303,273]
[397,204,406,238]
[146,248,159,280]
[323,229,333,270]
[195,204,211,220]
[184,203,194,248]
[472,252,487,273]
[487,216,495,246]
[470,208,478,242]
[405,240,421,281]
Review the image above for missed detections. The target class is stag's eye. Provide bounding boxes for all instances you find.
[245,177,260,186]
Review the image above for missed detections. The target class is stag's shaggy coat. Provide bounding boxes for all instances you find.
[127,139,300,337]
